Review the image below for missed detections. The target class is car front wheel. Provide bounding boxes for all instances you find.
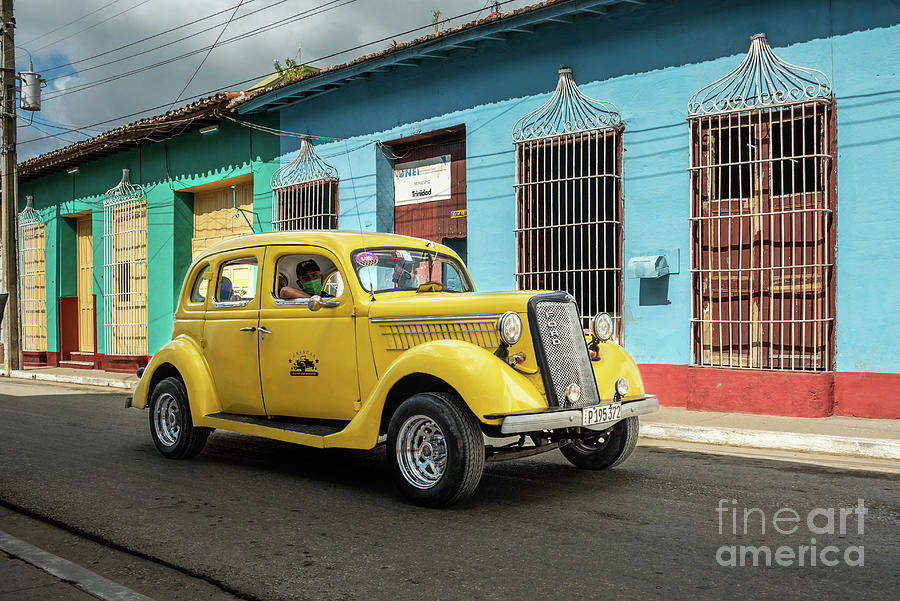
[561,416,639,470]
[149,376,211,459]
[386,392,485,507]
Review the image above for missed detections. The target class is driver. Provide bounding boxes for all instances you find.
[278,259,324,299]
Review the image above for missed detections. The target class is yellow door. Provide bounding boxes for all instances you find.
[203,249,265,416]
[76,215,94,353]
[258,246,359,421]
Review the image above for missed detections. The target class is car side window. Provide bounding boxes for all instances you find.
[273,254,343,303]
[191,265,210,303]
[215,257,258,306]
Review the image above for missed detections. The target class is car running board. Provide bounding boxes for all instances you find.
[205,413,349,436]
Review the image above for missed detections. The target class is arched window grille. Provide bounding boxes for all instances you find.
[271,134,338,231]
[17,196,47,352]
[688,33,835,371]
[103,169,148,357]
[512,67,624,334]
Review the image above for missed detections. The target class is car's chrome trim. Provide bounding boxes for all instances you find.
[491,395,658,435]
[370,314,502,323]
[212,299,251,308]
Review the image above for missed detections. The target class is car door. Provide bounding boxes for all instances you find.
[203,249,266,416]
[258,246,359,421]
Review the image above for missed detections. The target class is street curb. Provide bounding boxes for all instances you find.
[0,369,137,391]
[639,422,900,460]
[0,530,154,601]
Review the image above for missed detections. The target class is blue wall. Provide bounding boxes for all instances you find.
[273,0,900,374]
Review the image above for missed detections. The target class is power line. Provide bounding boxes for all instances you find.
[40,0,279,76]
[19,0,127,46]
[41,0,356,101]
[169,0,246,110]
[30,0,157,54]
[19,0,520,147]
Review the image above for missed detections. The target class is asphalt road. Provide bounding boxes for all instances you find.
[1,378,897,601]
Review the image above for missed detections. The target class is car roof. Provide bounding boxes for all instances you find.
[192,230,457,263]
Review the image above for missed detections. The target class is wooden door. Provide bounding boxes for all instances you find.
[390,128,466,244]
[192,182,254,257]
[76,215,94,352]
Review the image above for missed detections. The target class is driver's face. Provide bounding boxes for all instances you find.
[298,270,321,283]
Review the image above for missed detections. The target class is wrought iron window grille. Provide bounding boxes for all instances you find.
[17,195,48,352]
[512,67,624,335]
[271,134,339,231]
[103,168,148,357]
[688,34,836,372]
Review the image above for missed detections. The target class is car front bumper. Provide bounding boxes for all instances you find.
[485,394,659,435]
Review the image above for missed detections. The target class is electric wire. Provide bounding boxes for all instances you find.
[40,0,286,79]
[30,0,157,54]
[41,0,357,100]
[19,0,520,147]
[18,0,127,46]
[169,0,246,111]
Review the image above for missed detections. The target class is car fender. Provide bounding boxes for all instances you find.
[324,340,546,450]
[131,336,222,423]
[591,340,647,399]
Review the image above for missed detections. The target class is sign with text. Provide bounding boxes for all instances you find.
[394,155,451,206]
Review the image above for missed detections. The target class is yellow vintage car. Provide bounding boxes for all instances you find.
[129,231,658,506]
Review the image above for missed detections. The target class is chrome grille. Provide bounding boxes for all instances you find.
[534,300,599,407]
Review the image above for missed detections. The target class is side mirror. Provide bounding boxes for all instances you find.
[307,295,340,311]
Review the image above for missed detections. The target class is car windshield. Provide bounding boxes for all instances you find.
[351,247,473,293]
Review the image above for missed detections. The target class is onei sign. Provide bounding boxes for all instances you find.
[394,155,451,206]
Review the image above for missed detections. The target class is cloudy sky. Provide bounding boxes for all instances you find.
[15,0,533,160]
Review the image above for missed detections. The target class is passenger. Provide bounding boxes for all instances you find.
[218,276,234,301]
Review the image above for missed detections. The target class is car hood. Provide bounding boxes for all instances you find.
[364,290,547,320]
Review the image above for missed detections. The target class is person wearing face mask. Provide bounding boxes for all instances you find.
[278,258,328,300]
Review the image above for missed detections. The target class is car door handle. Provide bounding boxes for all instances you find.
[239,326,256,332]
[258,326,272,335]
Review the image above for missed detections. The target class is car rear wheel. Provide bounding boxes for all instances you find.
[561,416,639,470]
[386,392,485,507]
[149,376,211,459]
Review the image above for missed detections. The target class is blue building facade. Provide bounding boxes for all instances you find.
[238,0,900,418]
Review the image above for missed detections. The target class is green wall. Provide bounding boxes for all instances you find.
[18,112,281,356]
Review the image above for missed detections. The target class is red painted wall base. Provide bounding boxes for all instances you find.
[639,364,899,419]
[99,354,149,374]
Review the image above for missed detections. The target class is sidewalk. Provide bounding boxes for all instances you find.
[2,365,898,461]
[641,406,900,461]
[0,365,138,390]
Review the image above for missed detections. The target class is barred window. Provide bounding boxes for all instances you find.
[18,220,48,352]
[271,134,339,231]
[103,170,148,357]
[688,34,835,371]
[512,67,624,333]
[273,180,338,231]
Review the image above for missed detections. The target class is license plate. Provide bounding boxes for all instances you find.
[582,402,622,427]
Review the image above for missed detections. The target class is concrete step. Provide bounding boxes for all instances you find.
[70,352,95,362]
[57,360,94,370]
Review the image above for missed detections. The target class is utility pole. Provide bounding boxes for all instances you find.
[0,0,21,371]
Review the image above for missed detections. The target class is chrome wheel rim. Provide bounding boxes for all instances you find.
[396,415,447,489]
[153,393,182,447]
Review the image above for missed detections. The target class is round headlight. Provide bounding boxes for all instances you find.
[591,312,614,341]
[497,311,522,346]
[565,383,582,406]
[616,377,629,397]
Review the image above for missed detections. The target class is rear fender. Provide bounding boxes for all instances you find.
[325,340,546,450]
[131,336,222,424]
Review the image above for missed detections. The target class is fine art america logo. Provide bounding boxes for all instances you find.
[715,498,867,567]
